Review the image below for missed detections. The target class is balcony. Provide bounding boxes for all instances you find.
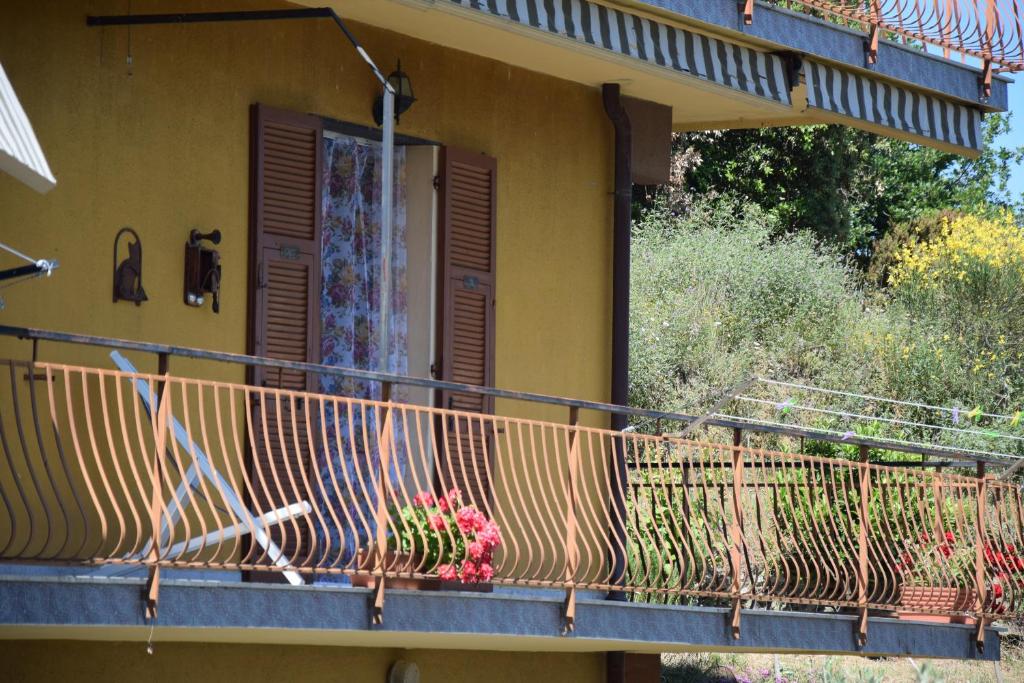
[769,1,1024,73]
[0,327,1019,651]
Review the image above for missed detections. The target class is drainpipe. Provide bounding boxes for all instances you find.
[602,82,631,615]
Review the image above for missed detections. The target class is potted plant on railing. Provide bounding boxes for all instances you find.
[352,488,502,592]
[895,532,977,623]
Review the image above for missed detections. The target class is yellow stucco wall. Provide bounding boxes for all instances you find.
[0,0,612,418]
[0,640,606,682]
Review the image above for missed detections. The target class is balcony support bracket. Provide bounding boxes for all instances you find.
[563,586,576,634]
[144,565,159,621]
[730,599,741,640]
[740,0,753,25]
[865,26,880,65]
[371,575,385,625]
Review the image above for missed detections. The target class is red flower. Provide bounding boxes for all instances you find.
[456,507,477,534]
[413,492,435,508]
[1007,544,1017,555]
[938,544,952,558]
[993,582,1005,598]
[460,560,479,583]
[919,533,931,543]
[477,521,502,548]
[478,562,494,582]
[438,564,458,581]
[945,531,955,544]
[429,514,447,531]
[468,541,485,561]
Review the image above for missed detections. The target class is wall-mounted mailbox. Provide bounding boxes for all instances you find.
[184,229,222,313]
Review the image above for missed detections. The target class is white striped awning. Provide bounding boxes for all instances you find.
[447,0,792,105]
[804,60,983,153]
[0,62,56,193]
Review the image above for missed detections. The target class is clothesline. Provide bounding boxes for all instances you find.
[735,395,1024,443]
[757,377,1021,424]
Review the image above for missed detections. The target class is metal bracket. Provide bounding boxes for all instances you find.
[739,0,753,25]
[730,598,741,639]
[857,607,868,648]
[144,565,160,620]
[976,617,986,654]
[372,574,385,625]
[981,60,993,100]
[563,587,577,634]
[865,26,880,65]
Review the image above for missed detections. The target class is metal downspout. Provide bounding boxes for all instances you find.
[602,81,631,683]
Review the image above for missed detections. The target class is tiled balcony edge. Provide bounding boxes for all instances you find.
[0,576,1002,660]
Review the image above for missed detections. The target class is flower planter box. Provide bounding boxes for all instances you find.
[897,585,977,624]
[350,549,492,593]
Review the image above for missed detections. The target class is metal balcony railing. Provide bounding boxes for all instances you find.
[0,326,1021,642]
[764,1,1024,75]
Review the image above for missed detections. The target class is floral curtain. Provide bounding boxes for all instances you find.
[315,134,408,577]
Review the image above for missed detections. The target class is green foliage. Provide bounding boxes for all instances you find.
[630,196,878,432]
[630,195,1024,458]
[639,116,1023,261]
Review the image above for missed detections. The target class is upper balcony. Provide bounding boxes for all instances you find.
[0,326,1017,658]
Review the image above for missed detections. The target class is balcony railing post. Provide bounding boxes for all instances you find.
[145,352,170,621]
[975,461,988,653]
[729,427,743,639]
[857,444,870,647]
[564,406,580,632]
[372,380,393,625]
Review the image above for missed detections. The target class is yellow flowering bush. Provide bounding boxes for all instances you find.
[889,212,1024,288]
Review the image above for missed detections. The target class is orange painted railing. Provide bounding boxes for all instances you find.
[0,357,1021,638]
[767,1,1024,73]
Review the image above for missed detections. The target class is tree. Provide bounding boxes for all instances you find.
[637,115,1023,264]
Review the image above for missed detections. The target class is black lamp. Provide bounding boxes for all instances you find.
[373,60,416,126]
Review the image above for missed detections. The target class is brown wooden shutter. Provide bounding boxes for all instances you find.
[436,147,497,508]
[248,104,322,574]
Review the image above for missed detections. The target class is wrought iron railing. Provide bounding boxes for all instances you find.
[0,327,1020,643]
[763,1,1024,75]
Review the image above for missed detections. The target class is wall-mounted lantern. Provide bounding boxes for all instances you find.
[184,229,222,313]
[373,60,415,126]
[113,227,147,305]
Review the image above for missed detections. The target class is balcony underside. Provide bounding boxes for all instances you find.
[0,575,1002,660]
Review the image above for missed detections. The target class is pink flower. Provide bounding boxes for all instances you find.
[468,541,485,560]
[429,514,447,531]
[477,521,502,548]
[438,564,457,581]
[447,488,462,505]
[456,507,478,534]
[478,562,494,582]
[413,492,435,508]
[460,560,479,583]
[437,496,450,513]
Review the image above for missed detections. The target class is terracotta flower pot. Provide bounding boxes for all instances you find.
[350,549,492,592]
[898,585,977,624]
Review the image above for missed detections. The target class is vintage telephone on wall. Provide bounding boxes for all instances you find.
[184,229,222,313]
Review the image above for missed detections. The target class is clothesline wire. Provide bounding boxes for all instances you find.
[735,395,1024,443]
[757,377,1019,423]
[710,413,1023,462]
[0,241,39,265]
